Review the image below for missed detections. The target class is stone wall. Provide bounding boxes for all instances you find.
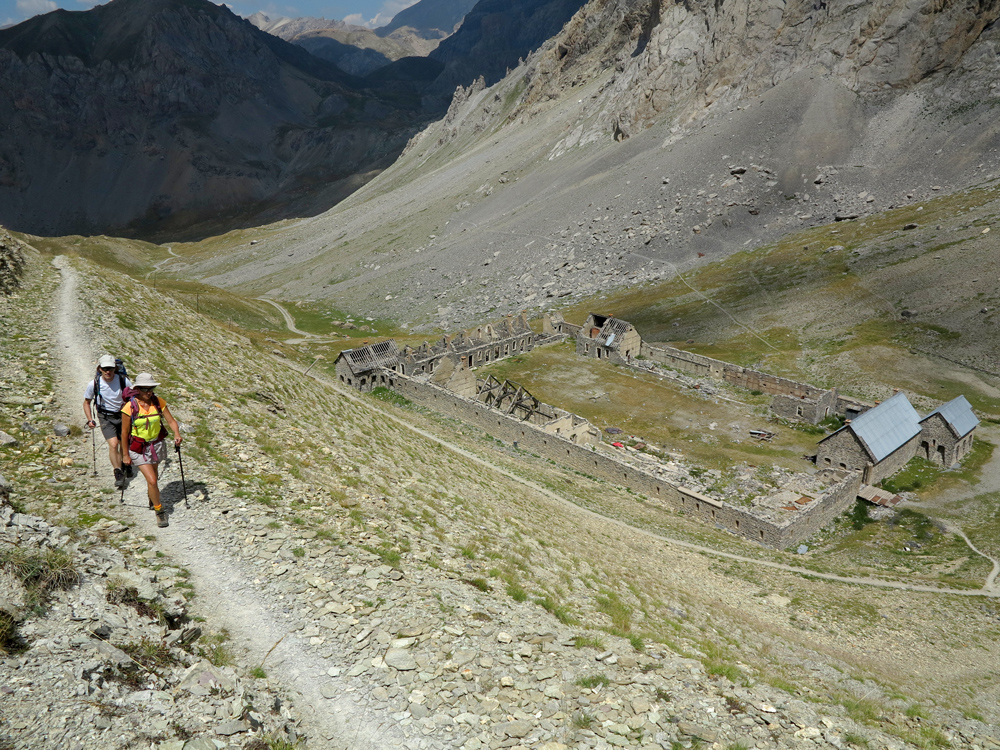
[771,389,839,423]
[387,373,856,549]
[918,413,976,467]
[816,429,869,473]
[867,436,922,485]
[775,471,862,549]
[638,341,849,423]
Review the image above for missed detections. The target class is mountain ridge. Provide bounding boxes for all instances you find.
[0,0,432,237]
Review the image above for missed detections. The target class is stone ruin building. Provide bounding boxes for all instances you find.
[816,392,979,484]
[399,312,537,376]
[335,312,544,394]
[334,309,980,548]
[333,339,399,392]
[476,375,599,445]
[548,311,869,425]
[574,314,643,362]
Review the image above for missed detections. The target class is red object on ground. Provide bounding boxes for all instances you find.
[612,442,624,448]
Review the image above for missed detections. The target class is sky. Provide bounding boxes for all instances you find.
[0,0,416,30]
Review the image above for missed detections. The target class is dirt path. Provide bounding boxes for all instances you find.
[256,297,343,345]
[51,257,408,750]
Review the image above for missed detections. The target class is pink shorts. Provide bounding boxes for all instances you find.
[129,438,167,467]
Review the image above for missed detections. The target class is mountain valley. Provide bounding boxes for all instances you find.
[1,0,1000,749]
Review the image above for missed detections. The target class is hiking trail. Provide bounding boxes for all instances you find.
[51,256,408,750]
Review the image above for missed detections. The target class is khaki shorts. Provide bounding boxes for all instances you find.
[97,412,122,441]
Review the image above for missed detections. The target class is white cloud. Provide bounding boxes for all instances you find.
[16,0,57,16]
[74,0,104,7]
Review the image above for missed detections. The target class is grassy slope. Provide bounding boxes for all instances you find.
[13,238,996,729]
[561,182,1000,412]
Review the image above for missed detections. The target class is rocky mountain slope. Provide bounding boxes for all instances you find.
[0,0,434,238]
[376,0,481,40]
[247,12,441,76]
[175,0,1000,333]
[422,0,590,107]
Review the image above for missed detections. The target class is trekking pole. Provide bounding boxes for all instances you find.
[175,444,189,508]
[91,425,98,477]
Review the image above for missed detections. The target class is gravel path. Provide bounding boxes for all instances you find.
[51,256,409,750]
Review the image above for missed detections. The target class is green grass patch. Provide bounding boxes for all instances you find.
[370,387,412,407]
[575,673,610,689]
[880,457,943,494]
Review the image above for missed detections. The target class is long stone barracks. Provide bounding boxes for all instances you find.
[334,313,979,549]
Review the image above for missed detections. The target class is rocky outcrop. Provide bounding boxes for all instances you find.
[0,0,431,238]
[423,0,590,109]
[514,0,1000,139]
[0,228,25,296]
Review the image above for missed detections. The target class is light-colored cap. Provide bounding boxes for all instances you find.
[133,373,160,388]
[98,354,116,369]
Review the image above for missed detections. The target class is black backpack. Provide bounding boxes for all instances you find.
[93,358,128,412]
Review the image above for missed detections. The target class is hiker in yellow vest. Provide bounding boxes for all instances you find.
[121,373,182,528]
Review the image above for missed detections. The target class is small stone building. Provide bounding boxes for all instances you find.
[576,314,643,363]
[334,340,400,392]
[815,392,923,484]
[816,392,979,484]
[917,395,979,466]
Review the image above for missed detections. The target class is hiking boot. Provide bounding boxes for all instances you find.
[114,468,125,489]
[156,511,168,528]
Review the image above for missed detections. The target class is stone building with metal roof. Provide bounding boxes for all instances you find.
[816,392,979,484]
[918,395,979,467]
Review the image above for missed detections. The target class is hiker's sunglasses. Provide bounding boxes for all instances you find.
[136,386,155,392]
[100,366,115,372]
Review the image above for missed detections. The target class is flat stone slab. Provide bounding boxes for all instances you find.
[384,648,417,670]
[177,660,236,694]
[214,720,249,736]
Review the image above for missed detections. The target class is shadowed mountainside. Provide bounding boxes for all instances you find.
[0,0,440,238]
[376,0,481,39]
[247,11,444,75]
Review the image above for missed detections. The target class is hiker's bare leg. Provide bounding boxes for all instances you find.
[139,463,160,511]
[107,437,123,470]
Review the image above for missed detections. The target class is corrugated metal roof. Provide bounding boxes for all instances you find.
[924,395,979,438]
[850,392,922,463]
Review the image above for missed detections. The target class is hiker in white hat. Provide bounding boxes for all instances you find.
[83,354,133,488]
[121,373,182,528]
